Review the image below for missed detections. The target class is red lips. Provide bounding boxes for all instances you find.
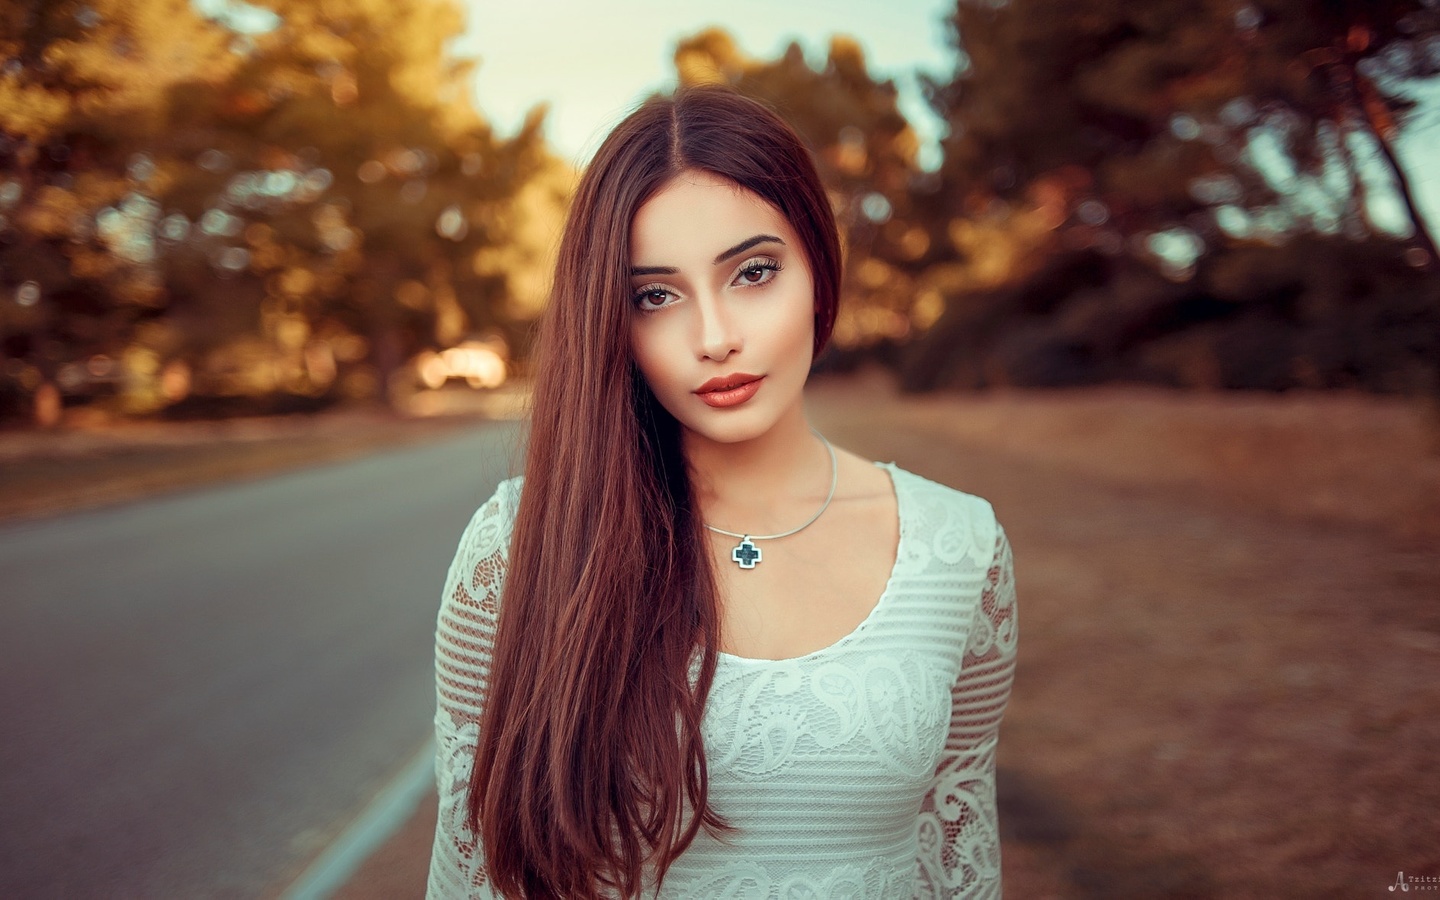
[696,373,762,394]
[695,373,764,409]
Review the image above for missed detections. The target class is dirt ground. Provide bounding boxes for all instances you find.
[6,373,1437,898]
[808,374,1440,898]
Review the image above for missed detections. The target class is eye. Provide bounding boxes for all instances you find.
[632,285,677,312]
[733,256,782,288]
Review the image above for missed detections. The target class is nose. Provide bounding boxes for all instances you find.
[696,293,742,362]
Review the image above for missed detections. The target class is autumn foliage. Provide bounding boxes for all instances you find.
[905,0,1440,392]
[1,0,1437,425]
[0,0,566,422]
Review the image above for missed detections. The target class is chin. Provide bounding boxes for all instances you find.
[679,416,774,445]
[673,396,796,446]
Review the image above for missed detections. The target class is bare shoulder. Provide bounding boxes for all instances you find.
[830,444,895,501]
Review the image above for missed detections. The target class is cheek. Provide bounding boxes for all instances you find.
[778,276,817,357]
[629,322,674,393]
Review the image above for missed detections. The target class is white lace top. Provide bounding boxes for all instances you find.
[427,462,1018,899]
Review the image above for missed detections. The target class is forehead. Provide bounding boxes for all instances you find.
[629,170,793,264]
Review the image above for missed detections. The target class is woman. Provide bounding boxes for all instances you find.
[427,86,1017,899]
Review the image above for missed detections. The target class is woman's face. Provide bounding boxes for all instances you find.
[628,169,815,445]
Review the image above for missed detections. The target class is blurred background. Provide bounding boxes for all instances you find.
[1,0,1438,897]
[2,0,1438,422]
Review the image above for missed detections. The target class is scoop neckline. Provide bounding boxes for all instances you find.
[716,460,903,666]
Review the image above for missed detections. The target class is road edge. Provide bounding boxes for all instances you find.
[279,739,435,900]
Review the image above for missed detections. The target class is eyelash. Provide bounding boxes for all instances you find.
[631,257,784,313]
[736,257,783,286]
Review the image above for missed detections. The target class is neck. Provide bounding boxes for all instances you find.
[683,401,829,533]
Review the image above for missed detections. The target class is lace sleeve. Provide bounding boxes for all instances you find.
[425,479,519,900]
[914,523,1018,899]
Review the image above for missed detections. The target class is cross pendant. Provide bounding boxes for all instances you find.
[730,537,762,569]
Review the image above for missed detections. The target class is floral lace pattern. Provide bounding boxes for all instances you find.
[702,655,955,782]
[426,481,515,900]
[427,465,1017,899]
[665,859,906,899]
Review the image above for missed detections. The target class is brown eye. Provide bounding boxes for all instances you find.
[632,286,676,312]
[733,258,781,288]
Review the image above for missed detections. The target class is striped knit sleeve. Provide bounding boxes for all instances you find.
[425,479,519,900]
[915,522,1018,899]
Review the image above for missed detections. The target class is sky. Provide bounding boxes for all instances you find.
[451,0,957,169]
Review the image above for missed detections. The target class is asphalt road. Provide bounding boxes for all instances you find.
[0,422,522,899]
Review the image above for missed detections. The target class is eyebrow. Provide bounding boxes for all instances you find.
[628,233,786,278]
[714,233,784,265]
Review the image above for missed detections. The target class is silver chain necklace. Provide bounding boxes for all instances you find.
[704,430,837,570]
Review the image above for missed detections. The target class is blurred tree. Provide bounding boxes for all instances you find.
[903,0,1440,396]
[673,29,932,349]
[902,236,1438,393]
[0,0,236,421]
[150,0,563,409]
[925,0,1439,258]
[1224,0,1440,258]
[0,0,567,423]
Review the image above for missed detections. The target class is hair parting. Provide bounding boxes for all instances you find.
[467,86,842,897]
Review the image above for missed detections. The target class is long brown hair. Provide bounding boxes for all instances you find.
[469,86,842,898]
